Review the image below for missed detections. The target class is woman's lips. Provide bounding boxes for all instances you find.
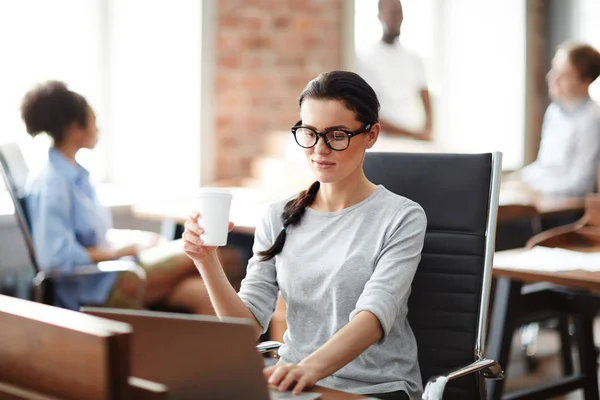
[312,160,336,169]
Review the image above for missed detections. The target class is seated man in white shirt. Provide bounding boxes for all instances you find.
[356,0,432,141]
[509,42,600,197]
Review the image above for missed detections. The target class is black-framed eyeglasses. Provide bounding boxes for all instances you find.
[291,121,372,151]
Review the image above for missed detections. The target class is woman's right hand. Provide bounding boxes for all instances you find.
[182,212,234,263]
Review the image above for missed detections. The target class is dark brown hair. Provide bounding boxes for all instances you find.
[258,71,380,261]
[20,80,89,144]
[560,42,600,83]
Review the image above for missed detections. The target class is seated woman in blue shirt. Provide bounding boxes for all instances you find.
[21,80,233,313]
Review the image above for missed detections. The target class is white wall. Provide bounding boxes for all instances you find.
[106,0,203,192]
[437,0,526,169]
[0,0,216,192]
[0,0,108,178]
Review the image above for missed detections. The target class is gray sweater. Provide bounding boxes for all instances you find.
[238,186,426,398]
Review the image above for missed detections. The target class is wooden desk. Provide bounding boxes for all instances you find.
[487,250,600,399]
[310,387,366,399]
[134,186,586,235]
[0,295,133,399]
[0,295,168,400]
[0,381,61,400]
[498,190,584,223]
[494,248,600,293]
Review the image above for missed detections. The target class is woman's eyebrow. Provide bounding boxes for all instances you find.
[301,124,350,130]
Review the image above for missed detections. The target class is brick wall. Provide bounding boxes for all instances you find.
[214,0,345,180]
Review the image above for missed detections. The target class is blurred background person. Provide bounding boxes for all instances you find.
[356,0,432,141]
[506,42,600,197]
[21,80,239,313]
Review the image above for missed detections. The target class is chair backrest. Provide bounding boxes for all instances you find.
[0,142,29,196]
[0,143,38,272]
[364,152,501,399]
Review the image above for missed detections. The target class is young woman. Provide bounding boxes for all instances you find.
[21,80,238,314]
[182,71,426,400]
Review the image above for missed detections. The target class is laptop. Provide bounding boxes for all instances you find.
[80,308,321,400]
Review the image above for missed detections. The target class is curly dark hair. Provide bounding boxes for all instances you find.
[20,80,89,144]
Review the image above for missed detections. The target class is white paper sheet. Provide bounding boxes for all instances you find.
[495,247,600,272]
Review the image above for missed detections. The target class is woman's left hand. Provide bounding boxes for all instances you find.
[264,362,323,395]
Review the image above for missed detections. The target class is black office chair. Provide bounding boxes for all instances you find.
[258,152,504,399]
[0,142,147,308]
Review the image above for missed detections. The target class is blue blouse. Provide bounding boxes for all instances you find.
[25,148,117,310]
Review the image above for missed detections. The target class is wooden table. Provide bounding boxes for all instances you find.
[487,249,600,399]
[310,387,367,399]
[498,190,584,223]
[494,248,600,293]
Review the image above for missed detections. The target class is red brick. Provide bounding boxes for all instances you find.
[273,16,291,29]
[214,0,343,180]
[241,36,273,50]
[241,55,264,69]
[218,54,242,69]
[245,15,266,30]
[219,14,238,28]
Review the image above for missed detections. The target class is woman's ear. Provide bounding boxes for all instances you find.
[63,120,82,142]
[365,123,380,150]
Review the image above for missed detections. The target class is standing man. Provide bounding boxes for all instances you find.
[357,0,433,140]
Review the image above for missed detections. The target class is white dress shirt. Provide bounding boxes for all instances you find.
[356,41,427,132]
[522,98,600,196]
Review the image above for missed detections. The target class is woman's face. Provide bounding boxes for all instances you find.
[71,106,99,150]
[298,98,379,184]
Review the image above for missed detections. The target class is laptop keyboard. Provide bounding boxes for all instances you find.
[268,388,322,399]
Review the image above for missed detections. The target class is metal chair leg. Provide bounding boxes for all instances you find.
[558,314,574,375]
[575,314,599,400]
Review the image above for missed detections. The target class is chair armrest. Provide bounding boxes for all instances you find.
[422,358,504,400]
[35,260,146,281]
[257,341,284,354]
[33,260,147,308]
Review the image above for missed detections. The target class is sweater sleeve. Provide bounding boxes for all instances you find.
[238,205,280,334]
[349,203,427,342]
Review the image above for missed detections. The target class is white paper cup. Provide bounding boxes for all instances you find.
[196,188,232,247]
